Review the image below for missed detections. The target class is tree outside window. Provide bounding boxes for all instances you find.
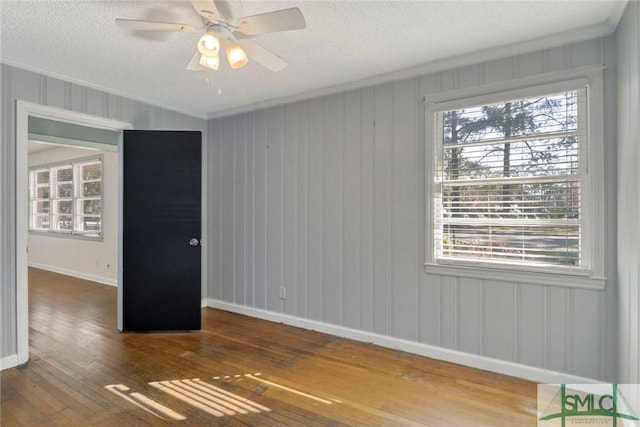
[434,89,585,269]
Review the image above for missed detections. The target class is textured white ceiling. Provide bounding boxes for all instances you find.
[0,1,627,118]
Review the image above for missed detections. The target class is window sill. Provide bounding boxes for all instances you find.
[424,262,605,290]
[29,230,103,242]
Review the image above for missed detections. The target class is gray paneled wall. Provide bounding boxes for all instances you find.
[0,64,206,359]
[617,0,640,384]
[209,36,618,381]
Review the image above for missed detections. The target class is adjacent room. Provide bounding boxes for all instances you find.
[1,0,639,425]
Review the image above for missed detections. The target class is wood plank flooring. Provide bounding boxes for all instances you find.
[1,268,538,426]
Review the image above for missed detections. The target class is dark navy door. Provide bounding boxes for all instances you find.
[122,130,201,331]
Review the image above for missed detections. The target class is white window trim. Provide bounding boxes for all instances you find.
[424,65,606,290]
[28,154,104,240]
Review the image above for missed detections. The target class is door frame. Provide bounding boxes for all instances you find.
[15,100,132,364]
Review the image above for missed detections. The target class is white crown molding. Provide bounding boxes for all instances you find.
[608,0,630,28]
[0,58,208,121]
[207,22,617,120]
[207,299,602,385]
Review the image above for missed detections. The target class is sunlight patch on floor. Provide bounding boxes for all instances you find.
[105,384,186,421]
[106,371,337,421]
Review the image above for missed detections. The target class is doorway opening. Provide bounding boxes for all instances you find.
[28,120,118,285]
[16,100,131,365]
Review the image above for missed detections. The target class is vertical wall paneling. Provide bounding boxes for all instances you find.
[513,284,521,364]
[206,36,621,381]
[631,15,639,372]
[514,50,545,79]
[618,9,631,384]
[283,104,298,315]
[458,277,483,355]
[71,85,85,113]
[457,64,480,89]
[634,0,639,382]
[220,117,235,303]
[44,78,66,110]
[253,110,267,309]
[12,69,41,103]
[85,88,103,117]
[209,119,222,301]
[483,281,516,362]
[296,102,309,318]
[568,38,600,69]
[1,65,15,358]
[245,112,256,307]
[106,94,119,122]
[601,35,618,383]
[440,276,458,350]
[390,79,419,341]
[572,290,602,378]
[414,77,426,345]
[617,0,640,383]
[372,83,392,335]
[343,90,362,329]
[38,75,46,104]
[266,107,284,312]
[482,56,516,86]
[518,284,546,369]
[321,95,343,323]
[545,44,571,73]
[307,98,324,321]
[420,274,441,346]
[566,289,575,376]
[234,115,247,305]
[359,88,375,332]
[546,287,568,373]
[418,74,440,347]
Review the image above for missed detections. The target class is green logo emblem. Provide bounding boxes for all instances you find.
[539,384,639,426]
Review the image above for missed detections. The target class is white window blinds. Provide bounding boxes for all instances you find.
[29,157,102,237]
[433,88,587,270]
[74,160,102,234]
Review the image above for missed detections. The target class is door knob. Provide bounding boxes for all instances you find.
[189,238,200,246]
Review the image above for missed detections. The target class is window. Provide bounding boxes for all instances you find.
[29,156,102,238]
[426,71,605,289]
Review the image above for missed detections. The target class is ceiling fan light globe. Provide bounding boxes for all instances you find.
[198,33,220,58]
[226,45,248,69]
[199,54,219,71]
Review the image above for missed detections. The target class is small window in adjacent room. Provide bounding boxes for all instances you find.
[29,156,103,238]
[425,71,605,289]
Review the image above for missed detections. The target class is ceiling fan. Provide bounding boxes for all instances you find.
[116,0,306,72]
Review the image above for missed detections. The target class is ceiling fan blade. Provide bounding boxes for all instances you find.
[237,39,288,72]
[190,0,221,22]
[236,8,306,36]
[186,51,206,71]
[116,19,200,33]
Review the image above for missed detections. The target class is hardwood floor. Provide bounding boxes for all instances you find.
[1,268,537,426]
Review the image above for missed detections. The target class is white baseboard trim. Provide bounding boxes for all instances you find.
[1,354,19,370]
[29,262,117,287]
[207,299,599,385]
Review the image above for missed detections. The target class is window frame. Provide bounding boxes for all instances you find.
[424,66,606,290]
[28,154,104,240]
